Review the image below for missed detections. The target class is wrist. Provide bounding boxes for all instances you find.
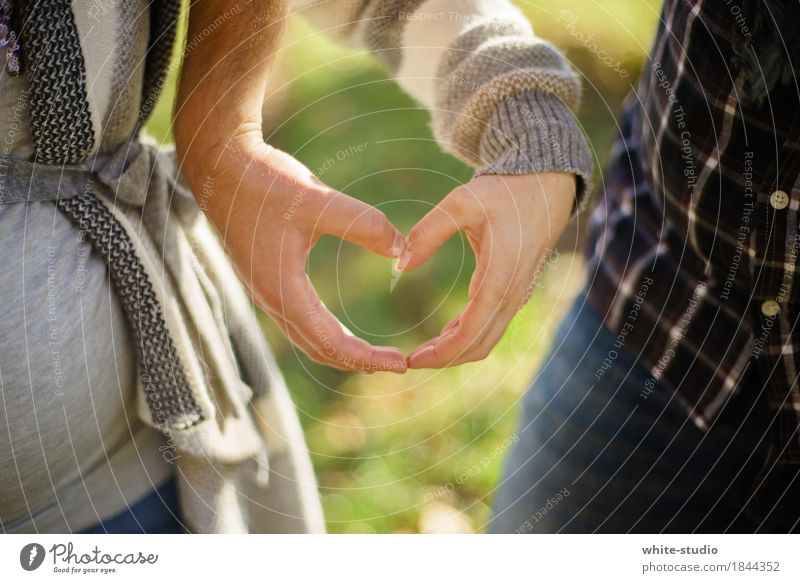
[174,104,262,189]
[493,172,575,237]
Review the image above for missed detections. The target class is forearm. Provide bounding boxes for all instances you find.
[174,0,289,185]
[297,0,592,210]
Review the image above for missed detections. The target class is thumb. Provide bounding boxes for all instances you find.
[396,188,468,272]
[318,190,404,258]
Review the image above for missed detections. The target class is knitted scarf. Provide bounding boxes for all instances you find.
[14,0,206,431]
[9,0,324,533]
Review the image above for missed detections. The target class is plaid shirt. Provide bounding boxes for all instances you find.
[585,0,800,463]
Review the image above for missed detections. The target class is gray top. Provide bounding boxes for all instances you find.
[0,200,173,533]
[0,0,172,533]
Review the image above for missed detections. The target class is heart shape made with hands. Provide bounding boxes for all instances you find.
[180,138,574,376]
[325,172,574,374]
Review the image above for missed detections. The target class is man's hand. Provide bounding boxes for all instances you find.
[397,172,576,368]
[180,131,408,373]
[175,0,406,373]
[219,135,410,374]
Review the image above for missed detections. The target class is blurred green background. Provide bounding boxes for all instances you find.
[148,0,661,533]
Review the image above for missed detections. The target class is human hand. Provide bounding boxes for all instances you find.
[397,172,576,368]
[175,0,408,373]
[179,130,408,374]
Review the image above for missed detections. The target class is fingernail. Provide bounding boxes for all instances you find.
[390,233,405,258]
[395,249,412,272]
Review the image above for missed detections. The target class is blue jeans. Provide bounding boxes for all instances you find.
[490,294,800,533]
[81,477,183,534]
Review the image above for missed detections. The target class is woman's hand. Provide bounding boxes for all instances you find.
[397,172,575,368]
[178,129,408,374]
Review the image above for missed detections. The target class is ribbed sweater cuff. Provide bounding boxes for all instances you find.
[475,91,593,216]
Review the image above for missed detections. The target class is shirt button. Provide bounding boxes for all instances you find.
[761,299,781,317]
[769,190,789,209]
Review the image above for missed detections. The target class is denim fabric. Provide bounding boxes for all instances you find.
[81,477,183,534]
[490,294,800,533]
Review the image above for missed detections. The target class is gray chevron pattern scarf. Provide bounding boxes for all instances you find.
[15,0,205,431]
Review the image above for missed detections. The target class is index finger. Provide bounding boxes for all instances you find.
[280,271,407,374]
[406,252,516,368]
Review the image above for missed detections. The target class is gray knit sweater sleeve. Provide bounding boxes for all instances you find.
[294,0,593,212]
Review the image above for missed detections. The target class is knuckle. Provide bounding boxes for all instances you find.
[476,344,493,360]
[463,344,492,363]
[363,209,389,240]
[365,347,380,369]
[448,186,472,212]
[408,221,429,246]
[449,329,474,351]
[449,186,476,215]
[427,345,441,363]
